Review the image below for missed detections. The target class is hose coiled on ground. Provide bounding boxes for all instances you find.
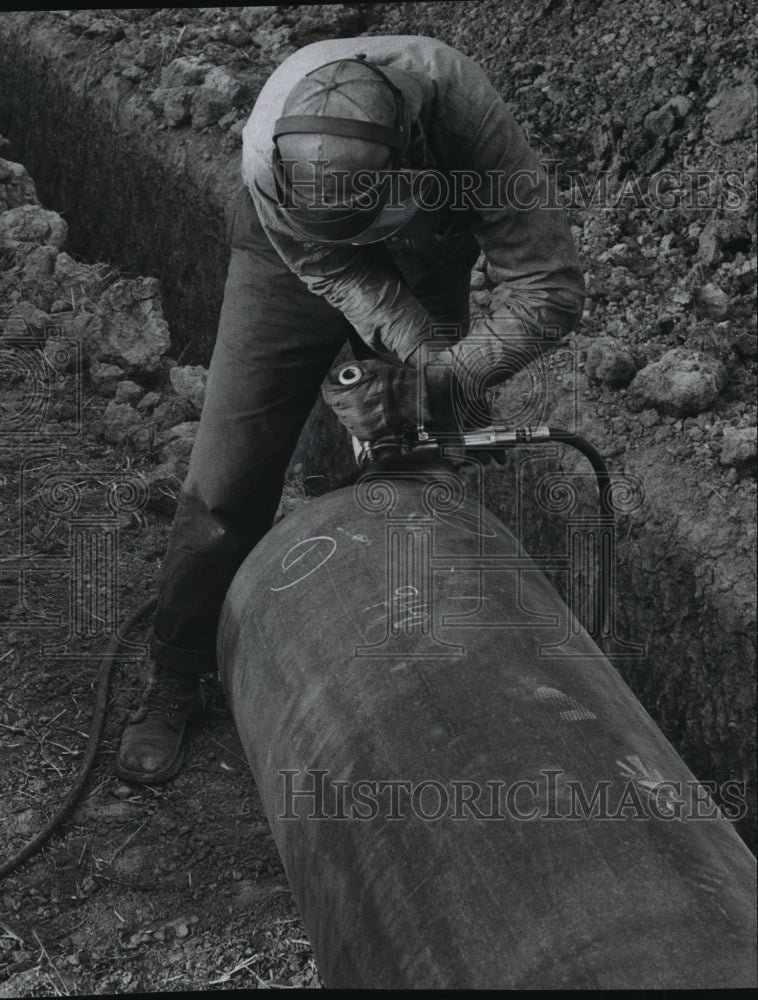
[0,596,158,881]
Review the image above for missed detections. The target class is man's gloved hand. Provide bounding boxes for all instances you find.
[322,358,428,442]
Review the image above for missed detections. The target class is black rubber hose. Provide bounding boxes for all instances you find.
[463,428,614,641]
[0,595,158,881]
[546,428,613,642]
[546,428,613,519]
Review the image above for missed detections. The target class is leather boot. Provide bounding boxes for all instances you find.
[115,668,204,784]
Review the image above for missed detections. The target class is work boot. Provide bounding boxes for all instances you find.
[115,668,204,785]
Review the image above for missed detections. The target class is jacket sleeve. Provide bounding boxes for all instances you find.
[427,49,585,387]
[254,194,436,362]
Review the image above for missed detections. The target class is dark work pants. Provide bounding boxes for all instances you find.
[151,187,475,674]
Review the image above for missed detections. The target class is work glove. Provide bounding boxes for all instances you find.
[322,358,429,443]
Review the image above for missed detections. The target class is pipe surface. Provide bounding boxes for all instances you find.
[218,466,756,989]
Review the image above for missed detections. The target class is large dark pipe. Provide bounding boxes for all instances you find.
[217,460,756,989]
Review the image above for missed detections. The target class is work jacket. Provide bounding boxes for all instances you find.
[241,35,585,373]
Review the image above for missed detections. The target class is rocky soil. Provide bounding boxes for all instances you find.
[0,2,755,995]
[0,139,321,994]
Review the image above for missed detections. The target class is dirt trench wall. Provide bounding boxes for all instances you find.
[0,12,355,489]
[0,16,237,362]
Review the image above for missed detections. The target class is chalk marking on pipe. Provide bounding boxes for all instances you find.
[364,607,429,632]
[270,536,337,592]
[407,876,432,899]
[361,589,418,614]
[616,754,666,787]
[336,526,371,544]
[535,685,597,721]
[559,707,597,721]
[535,685,569,702]
[434,509,498,538]
[615,755,680,809]
[361,587,430,631]
[394,609,430,628]
[615,757,706,822]
[362,600,386,613]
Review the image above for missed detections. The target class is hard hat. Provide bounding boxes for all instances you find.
[272,56,423,244]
